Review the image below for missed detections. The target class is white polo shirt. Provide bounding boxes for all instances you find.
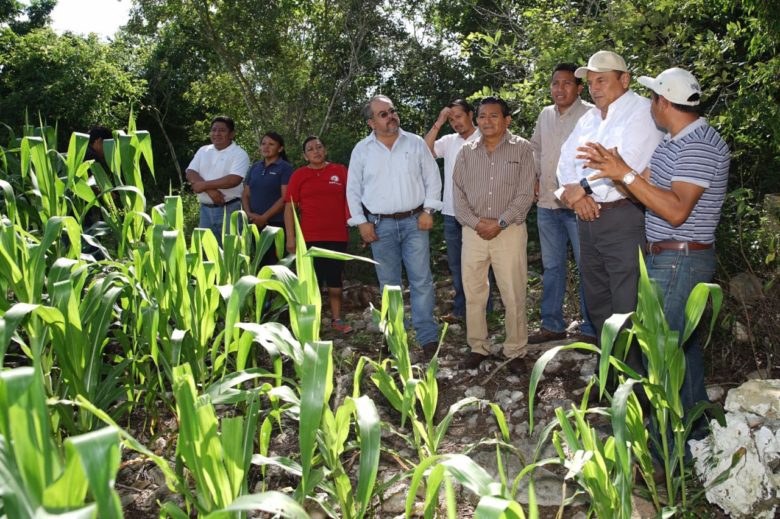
[187,142,250,204]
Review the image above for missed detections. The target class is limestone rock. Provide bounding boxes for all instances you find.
[691,380,780,518]
[725,379,780,419]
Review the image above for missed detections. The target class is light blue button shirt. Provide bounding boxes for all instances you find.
[347,128,443,226]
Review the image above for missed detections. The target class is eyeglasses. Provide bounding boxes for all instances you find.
[374,107,397,119]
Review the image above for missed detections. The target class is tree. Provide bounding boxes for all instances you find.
[0,27,145,146]
[0,0,55,35]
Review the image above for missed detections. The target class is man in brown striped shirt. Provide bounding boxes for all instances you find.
[453,96,536,372]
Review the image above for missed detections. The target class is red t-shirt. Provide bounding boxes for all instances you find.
[284,163,350,242]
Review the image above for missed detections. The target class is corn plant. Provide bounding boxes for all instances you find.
[0,367,123,518]
[528,256,725,517]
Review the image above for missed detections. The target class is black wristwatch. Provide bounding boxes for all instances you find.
[498,218,509,229]
[579,177,593,195]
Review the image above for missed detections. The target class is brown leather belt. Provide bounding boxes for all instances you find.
[646,241,713,254]
[598,198,639,210]
[363,204,423,219]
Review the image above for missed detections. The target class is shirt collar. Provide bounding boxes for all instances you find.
[554,97,585,117]
[368,128,410,144]
[601,89,636,119]
[475,129,513,149]
[669,117,707,141]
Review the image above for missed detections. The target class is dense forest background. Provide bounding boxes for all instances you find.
[1,0,779,282]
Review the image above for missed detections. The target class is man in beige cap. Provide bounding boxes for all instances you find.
[555,50,664,347]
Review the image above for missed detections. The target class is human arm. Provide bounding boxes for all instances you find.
[419,139,443,213]
[423,107,451,155]
[582,142,705,226]
[284,203,296,253]
[189,174,243,193]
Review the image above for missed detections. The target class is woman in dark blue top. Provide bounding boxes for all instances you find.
[242,131,293,230]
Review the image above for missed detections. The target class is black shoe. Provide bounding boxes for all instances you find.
[527,328,567,344]
[421,341,438,362]
[459,352,488,370]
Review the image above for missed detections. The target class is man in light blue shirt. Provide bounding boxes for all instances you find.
[347,95,443,360]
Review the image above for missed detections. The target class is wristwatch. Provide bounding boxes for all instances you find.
[498,218,509,229]
[622,170,638,185]
[423,207,435,215]
[579,177,593,195]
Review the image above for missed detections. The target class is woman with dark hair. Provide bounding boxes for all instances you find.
[242,131,293,231]
[284,136,352,333]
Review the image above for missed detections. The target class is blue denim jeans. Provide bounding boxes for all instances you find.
[443,215,493,317]
[368,213,440,345]
[537,207,595,336]
[199,199,242,246]
[646,247,716,420]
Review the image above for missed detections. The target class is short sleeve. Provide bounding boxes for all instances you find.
[285,168,304,203]
[670,142,717,188]
[433,136,446,159]
[280,161,294,185]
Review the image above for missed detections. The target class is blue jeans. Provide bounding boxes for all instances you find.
[443,215,493,317]
[199,199,242,246]
[368,213,440,345]
[646,247,715,421]
[537,207,594,336]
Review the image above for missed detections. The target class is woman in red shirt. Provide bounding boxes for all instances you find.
[284,136,352,333]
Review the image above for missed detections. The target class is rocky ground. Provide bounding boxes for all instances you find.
[114,275,743,517]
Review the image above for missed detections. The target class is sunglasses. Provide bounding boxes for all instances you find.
[374,107,398,119]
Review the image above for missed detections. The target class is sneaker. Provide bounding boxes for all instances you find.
[527,328,567,344]
[331,319,353,333]
[459,352,489,370]
[421,341,438,362]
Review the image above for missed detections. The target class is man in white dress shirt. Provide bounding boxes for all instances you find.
[347,95,443,360]
[557,51,664,345]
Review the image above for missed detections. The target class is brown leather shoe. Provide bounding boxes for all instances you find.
[527,328,567,344]
[459,352,489,370]
[507,356,525,376]
[440,313,464,324]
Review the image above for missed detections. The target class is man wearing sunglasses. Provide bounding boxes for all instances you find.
[347,95,443,361]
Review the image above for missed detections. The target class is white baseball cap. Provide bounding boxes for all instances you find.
[574,51,629,78]
[637,67,701,106]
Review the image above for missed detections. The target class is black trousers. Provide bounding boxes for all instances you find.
[578,202,645,353]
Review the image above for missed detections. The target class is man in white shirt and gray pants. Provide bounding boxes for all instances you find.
[557,51,664,344]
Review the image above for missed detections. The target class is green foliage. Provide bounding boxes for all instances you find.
[529,256,727,517]
[0,28,145,144]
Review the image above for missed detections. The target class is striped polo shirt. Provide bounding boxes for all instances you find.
[645,118,730,244]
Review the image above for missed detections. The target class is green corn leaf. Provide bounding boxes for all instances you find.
[682,282,723,346]
[350,395,381,519]
[299,341,333,498]
[528,343,599,433]
[65,427,123,519]
[474,495,527,519]
[202,491,310,519]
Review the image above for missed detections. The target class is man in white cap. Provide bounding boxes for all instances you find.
[556,50,664,348]
[580,67,730,436]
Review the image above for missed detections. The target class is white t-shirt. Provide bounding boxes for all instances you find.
[433,129,480,216]
[187,142,250,204]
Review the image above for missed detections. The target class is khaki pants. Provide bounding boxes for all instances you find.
[462,223,528,357]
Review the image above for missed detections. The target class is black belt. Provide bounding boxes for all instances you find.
[363,204,423,219]
[598,198,640,210]
[202,198,240,209]
[646,241,713,254]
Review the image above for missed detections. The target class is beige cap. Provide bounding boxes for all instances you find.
[575,50,629,78]
[638,67,701,106]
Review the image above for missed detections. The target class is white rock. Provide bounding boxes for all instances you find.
[690,412,780,518]
[706,384,725,402]
[725,379,780,419]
